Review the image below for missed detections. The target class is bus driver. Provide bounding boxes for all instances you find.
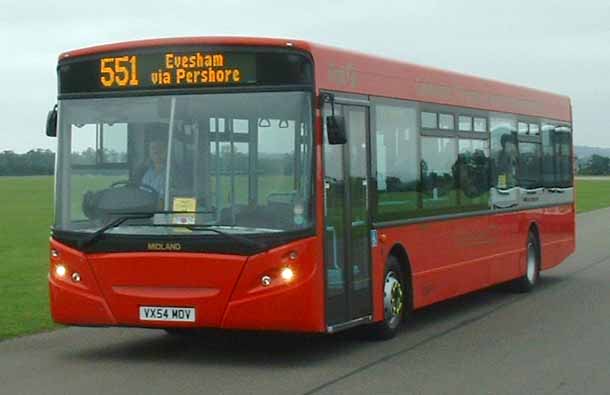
[141,139,167,198]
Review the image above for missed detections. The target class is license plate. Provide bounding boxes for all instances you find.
[139,306,196,322]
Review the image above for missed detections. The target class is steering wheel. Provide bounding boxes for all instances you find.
[110,180,157,194]
[138,183,158,194]
[110,180,132,188]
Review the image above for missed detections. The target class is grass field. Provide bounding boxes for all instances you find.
[575,178,610,213]
[0,176,56,340]
[0,176,609,340]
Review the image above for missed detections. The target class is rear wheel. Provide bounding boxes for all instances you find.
[512,231,540,293]
[369,256,409,340]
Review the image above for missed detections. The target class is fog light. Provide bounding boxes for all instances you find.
[281,267,294,282]
[55,265,67,278]
[71,272,81,283]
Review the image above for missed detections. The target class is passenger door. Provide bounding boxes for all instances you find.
[323,101,373,330]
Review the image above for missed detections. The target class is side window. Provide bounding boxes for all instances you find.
[458,139,490,209]
[490,117,517,189]
[518,142,542,188]
[71,124,98,165]
[439,114,455,130]
[474,117,487,133]
[556,126,573,188]
[102,123,128,163]
[421,137,458,214]
[421,112,438,129]
[70,123,128,165]
[518,122,529,135]
[542,125,556,187]
[542,124,573,188]
[374,103,418,221]
[458,116,473,132]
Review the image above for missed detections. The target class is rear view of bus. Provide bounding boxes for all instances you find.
[47,38,326,333]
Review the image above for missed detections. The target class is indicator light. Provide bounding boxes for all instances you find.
[289,251,298,261]
[71,272,81,283]
[51,249,59,258]
[55,265,67,278]
[281,267,294,282]
[261,276,272,287]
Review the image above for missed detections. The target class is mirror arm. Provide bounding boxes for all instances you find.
[320,93,336,116]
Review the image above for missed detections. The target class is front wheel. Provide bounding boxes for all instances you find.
[369,256,409,340]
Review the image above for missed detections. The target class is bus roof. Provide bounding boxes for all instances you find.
[60,36,571,122]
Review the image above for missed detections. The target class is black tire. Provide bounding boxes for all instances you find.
[511,231,541,293]
[369,255,410,340]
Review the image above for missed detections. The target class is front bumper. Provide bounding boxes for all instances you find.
[48,237,326,333]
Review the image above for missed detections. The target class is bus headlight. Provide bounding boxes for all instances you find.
[281,267,294,282]
[55,264,67,278]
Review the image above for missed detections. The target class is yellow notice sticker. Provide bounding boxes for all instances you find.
[173,197,197,212]
[172,197,197,225]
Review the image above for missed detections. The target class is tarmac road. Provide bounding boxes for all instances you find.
[1,208,609,395]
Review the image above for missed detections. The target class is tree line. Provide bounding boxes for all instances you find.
[0,150,55,176]
[1,149,610,177]
[578,154,610,176]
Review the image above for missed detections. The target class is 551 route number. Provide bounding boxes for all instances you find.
[100,56,139,87]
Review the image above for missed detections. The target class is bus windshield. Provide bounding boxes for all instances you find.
[54,91,313,235]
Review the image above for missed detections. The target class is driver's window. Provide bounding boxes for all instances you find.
[68,123,129,221]
[102,123,128,163]
[71,124,97,165]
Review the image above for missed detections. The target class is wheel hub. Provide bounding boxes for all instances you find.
[527,241,537,284]
[383,271,403,329]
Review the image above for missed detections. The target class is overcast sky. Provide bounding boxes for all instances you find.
[1,0,609,152]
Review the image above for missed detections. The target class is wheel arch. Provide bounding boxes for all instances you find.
[528,221,540,242]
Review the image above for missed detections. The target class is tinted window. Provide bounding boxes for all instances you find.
[474,117,487,132]
[439,114,455,130]
[541,126,556,187]
[421,112,437,129]
[490,117,517,189]
[374,103,418,221]
[459,116,473,132]
[458,139,490,209]
[542,125,573,188]
[556,127,573,187]
[518,142,542,188]
[421,137,457,214]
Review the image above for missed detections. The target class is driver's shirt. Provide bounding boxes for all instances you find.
[141,166,166,197]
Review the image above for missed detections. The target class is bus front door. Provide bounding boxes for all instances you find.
[324,103,373,330]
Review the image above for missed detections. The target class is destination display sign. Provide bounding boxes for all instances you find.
[58,48,312,95]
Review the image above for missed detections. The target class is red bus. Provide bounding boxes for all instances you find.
[46,37,574,339]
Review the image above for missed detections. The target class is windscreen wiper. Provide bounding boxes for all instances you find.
[82,213,154,246]
[81,211,266,251]
[184,225,267,251]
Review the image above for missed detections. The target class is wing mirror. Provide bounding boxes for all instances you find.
[45,104,58,137]
[321,93,347,145]
[326,115,346,145]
